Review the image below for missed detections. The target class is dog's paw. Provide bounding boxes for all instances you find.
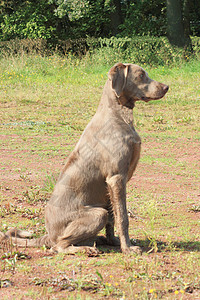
[83,246,100,257]
[129,245,142,255]
[49,246,58,253]
[50,245,100,257]
[122,245,142,255]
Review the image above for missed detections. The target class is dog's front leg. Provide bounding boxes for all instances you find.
[106,175,141,254]
[105,209,120,246]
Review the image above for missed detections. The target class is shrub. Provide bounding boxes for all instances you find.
[0,1,56,41]
[0,36,199,66]
[87,36,200,66]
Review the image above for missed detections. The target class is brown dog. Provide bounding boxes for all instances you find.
[0,63,168,254]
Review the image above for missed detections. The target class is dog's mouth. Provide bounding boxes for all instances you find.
[141,95,164,102]
[124,84,169,107]
[137,84,169,102]
[141,86,169,102]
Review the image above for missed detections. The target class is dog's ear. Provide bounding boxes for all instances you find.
[108,63,128,97]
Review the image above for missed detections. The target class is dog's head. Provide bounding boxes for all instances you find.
[108,63,169,108]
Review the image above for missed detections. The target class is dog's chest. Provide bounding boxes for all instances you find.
[127,128,141,181]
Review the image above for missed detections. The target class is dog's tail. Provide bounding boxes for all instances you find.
[0,228,53,248]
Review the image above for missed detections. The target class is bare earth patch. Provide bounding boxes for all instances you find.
[0,132,199,299]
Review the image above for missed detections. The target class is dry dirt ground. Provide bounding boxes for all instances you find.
[0,131,200,299]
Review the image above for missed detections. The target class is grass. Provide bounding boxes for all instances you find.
[0,53,200,299]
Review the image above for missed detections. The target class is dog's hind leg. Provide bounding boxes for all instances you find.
[51,206,108,254]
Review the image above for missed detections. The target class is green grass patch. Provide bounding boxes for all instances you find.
[0,54,200,300]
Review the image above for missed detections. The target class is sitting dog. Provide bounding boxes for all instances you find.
[0,63,169,254]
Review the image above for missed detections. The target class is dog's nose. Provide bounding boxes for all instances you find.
[163,85,169,93]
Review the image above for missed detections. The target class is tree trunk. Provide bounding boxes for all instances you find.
[182,0,192,51]
[166,0,186,47]
[110,0,123,35]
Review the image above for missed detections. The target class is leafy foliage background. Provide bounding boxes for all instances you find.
[0,0,199,41]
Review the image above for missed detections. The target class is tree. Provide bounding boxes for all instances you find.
[48,0,110,38]
[166,0,192,48]
[110,0,123,35]
[120,0,167,37]
[0,0,58,40]
[182,0,193,49]
[0,0,199,42]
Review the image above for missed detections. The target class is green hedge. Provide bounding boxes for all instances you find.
[0,36,199,66]
[88,36,200,66]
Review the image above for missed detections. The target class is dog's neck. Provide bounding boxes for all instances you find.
[99,80,134,126]
[118,104,133,125]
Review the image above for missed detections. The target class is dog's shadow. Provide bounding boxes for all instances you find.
[98,238,200,254]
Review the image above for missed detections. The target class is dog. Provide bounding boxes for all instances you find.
[0,63,168,255]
